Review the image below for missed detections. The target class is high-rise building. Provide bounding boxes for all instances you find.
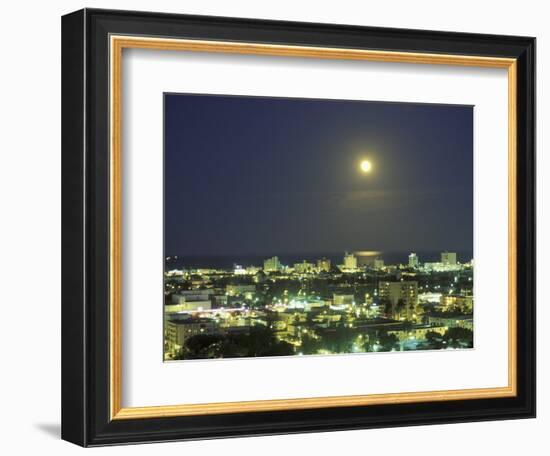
[378,281,419,320]
[263,256,281,272]
[408,252,419,268]
[294,260,314,273]
[353,251,382,267]
[441,251,457,265]
[373,258,385,270]
[343,251,357,270]
[317,257,331,273]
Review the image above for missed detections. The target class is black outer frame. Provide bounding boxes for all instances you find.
[61,8,536,447]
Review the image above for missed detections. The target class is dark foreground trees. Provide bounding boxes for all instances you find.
[424,327,473,349]
[174,324,474,360]
[176,326,295,360]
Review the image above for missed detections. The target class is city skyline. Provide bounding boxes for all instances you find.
[164,248,474,360]
[165,249,472,272]
[164,94,474,361]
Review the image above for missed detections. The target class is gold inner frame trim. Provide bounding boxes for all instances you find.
[109,35,518,420]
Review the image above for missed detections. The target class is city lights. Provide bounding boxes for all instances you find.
[164,250,474,361]
[163,94,475,362]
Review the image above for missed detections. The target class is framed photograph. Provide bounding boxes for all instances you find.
[62,8,535,447]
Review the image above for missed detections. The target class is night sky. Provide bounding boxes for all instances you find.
[164,94,473,257]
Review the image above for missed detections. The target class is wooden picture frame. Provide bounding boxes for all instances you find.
[62,8,535,446]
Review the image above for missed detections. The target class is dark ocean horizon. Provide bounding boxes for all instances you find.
[165,250,474,271]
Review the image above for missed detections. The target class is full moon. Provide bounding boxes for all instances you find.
[360,160,372,173]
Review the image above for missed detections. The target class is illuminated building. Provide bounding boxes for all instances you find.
[441,251,457,265]
[388,324,446,342]
[233,264,247,275]
[427,314,473,331]
[263,256,281,272]
[169,299,212,311]
[226,284,256,299]
[373,258,385,270]
[353,251,382,267]
[333,293,355,306]
[235,265,261,275]
[378,281,419,320]
[304,299,327,311]
[165,269,185,277]
[211,294,228,309]
[408,252,419,268]
[294,260,314,273]
[317,257,331,272]
[423,261,461,272]
[439,294,473,312]
[165,317,218,354]
[171,291,212,311]
[418,292,442,304]
[246,266,260,275]
[342,251,358,271]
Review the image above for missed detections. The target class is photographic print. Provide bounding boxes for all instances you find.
[163,94,474,361]
[62,11,535,444]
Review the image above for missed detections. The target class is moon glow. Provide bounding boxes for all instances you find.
[360,160,372,173]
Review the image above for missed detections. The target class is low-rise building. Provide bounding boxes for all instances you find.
[423,262,461,272]
[211,294,228,308]
[333,293,355,306]
[439,294,473,312]
[388,324,446,342]
[170,292,212,311]
[427,314,473,331]
[226,284,256,299]
[165,317,218,354]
